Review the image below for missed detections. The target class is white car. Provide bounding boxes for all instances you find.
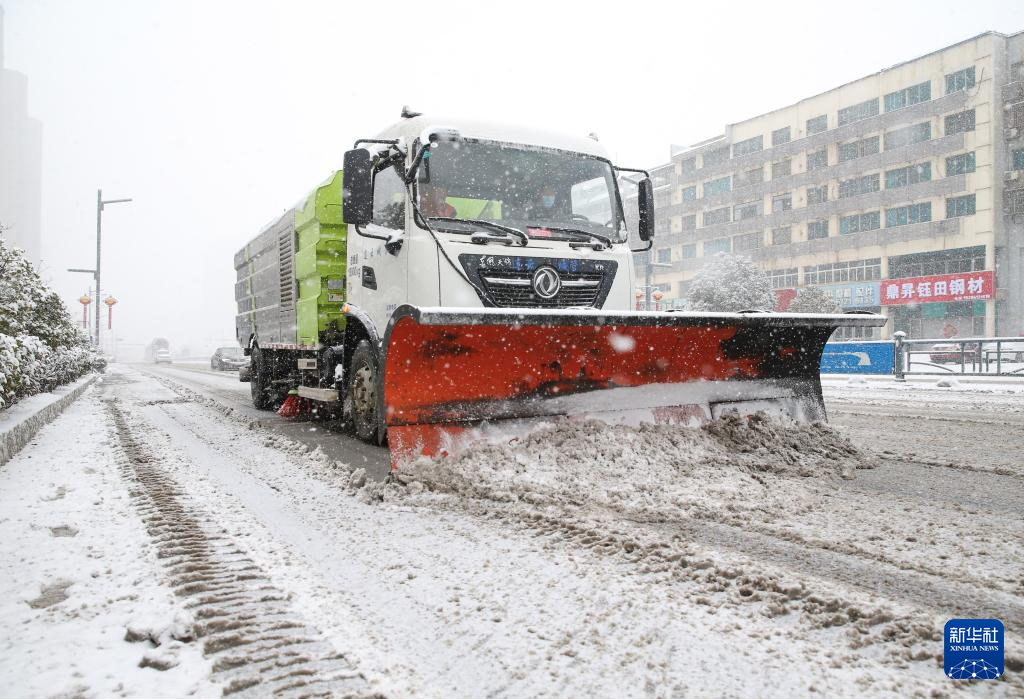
[154,349,173,364]
[982,341,1024,363]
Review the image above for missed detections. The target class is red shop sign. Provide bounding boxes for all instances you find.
[881,270,994,306]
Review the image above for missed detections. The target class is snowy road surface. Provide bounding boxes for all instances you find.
[0,365,1021,697]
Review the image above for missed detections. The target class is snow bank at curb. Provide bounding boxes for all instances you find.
[399,413,873,522]
[0,372,97,465]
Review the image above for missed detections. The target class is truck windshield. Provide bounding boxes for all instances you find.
[416,139,626,243]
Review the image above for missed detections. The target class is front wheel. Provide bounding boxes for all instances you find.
[348,340,380,443]
[250,348,274,410]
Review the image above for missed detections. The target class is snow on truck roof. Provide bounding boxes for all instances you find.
[374,114,612,160]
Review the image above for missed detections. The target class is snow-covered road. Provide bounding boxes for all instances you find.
[1,364,1021,697]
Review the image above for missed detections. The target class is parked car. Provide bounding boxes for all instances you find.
[981,340,1024,364]
[154,349,173,364]
[210,346,248,371]
[928,342,980,364]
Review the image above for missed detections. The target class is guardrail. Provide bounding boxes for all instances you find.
[820,335,1024,378]
[892,333,1024,378]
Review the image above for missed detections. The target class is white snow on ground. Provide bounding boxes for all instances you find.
[401,413,870,521]
[3,365,1022,697]
[0,383,216,698]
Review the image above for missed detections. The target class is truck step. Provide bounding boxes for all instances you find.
[296,386,340,403]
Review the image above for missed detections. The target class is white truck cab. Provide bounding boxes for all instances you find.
[341,113,655,336]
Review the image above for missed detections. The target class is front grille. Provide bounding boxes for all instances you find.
[480,271,603,308]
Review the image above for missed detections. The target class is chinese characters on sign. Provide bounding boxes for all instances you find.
[820,281,880,308]
[882,271,993,306]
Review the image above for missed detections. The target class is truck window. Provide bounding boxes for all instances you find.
[571,176,613,225]
[372,164,406,230]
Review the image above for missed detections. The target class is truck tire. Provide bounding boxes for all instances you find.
[348,340,379,443]
[250,348,274,410]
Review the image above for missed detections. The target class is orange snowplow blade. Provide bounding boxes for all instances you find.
[382,305,886,471]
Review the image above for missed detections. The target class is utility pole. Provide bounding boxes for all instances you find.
[645,259,672,310]
[94,189,131,352]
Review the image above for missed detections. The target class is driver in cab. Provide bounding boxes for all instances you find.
[419,183,457,218]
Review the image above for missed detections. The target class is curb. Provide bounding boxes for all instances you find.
[0,372,99,466]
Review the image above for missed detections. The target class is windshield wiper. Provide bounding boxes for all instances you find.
[538,226,613,250]
[427,217,528,247]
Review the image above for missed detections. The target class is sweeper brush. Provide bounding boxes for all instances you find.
[381,305,886,471]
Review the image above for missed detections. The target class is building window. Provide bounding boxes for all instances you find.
[945,67,976,94]
[682,185,697,201]
[889,245,984,278]
[680,214,697,230]
[1012,150,1024,171]
[656,247,672,263]
[839,211,881,235]
[885,163,931,189]
[807,184,828,205]
[772,193,792,213]
[884,81,931,112]
[838,174,880,198]
[806,115,828,135]
[772,127,791,146]
[702,146,730,168]
[946,152,976,176]
[1007,190,1024,215]
[734,201,761,220]
[838,136,880,163]
[734,167,763,189]
[733,135,763,157]
[885,202,932,227]
[884,122,931,150]
[680,157,697,174]
[733,231,762,252]
[771,159,792,179]
[703,207,730,226]
[945,109,975,135]
[1012,103,1024,130]
[838,98,879,127]
[704,237,731,256]
[771,227,792,245]
[807,219,829,240]
[807,149,828,170]
[804,258,881,284]
[768,267,798,288]
[703,176,731,197]
[682,243,697,259]
[946,194,976,218]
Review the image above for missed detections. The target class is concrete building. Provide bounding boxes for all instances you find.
[640,31,1024,340]
[0,5,43,267]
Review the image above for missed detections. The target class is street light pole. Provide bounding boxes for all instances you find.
[645,260,672,310]
[94,189,131,352]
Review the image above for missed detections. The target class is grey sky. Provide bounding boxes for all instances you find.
[3,0,1023,356]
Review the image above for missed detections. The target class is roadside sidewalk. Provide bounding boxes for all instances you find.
[0,386,217,697]
[0,372,98,465]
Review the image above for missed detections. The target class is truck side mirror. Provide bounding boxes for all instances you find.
[637,177,655,242]
[342,149,374,225]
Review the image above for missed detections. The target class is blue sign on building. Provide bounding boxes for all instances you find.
[820,341,895,374]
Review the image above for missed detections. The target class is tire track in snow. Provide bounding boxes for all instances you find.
[105,397,380,698]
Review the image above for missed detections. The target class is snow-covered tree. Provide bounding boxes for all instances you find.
[788,286,841,313]
[0,236,95,409]
[685,254,775,312]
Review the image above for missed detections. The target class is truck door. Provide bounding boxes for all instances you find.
[349,159,409,334]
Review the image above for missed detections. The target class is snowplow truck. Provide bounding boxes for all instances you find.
[235,112,885,471]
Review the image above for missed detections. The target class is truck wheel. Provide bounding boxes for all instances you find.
[348,340,379,443]
[250,348,274,410]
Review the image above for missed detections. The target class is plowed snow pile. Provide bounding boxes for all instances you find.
[405,414,874,521]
